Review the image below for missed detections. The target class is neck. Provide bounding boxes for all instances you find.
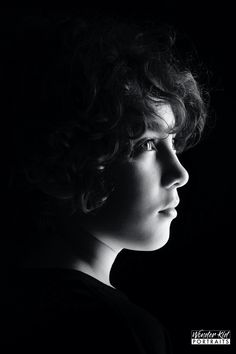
[22,227,121,288]
[72,236,118,287]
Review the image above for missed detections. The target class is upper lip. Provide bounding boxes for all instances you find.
[160,198,180,211]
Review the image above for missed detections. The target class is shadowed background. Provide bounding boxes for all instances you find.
[1,3,234,353]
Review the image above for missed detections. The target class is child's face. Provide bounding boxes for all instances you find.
[87,104,189,251]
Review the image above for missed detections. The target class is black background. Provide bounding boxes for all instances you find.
[1,3,234,353]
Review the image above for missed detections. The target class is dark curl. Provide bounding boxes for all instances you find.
[22,16,208,215]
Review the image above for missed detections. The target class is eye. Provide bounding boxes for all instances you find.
[172,138,177,153]
[172,136,184,154]
[132,138,158,157]
[143,139,158,152]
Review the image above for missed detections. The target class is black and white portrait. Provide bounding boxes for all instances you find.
[2,3,234,353]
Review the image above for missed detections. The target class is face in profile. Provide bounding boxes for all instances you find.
[85,104,189,252]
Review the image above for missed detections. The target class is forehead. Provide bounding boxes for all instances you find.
[147,103,176,136]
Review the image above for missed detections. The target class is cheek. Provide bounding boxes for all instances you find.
[92,160,172,251]
[118,158,161,202]
[114,163,171,248]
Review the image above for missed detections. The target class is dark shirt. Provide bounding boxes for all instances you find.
[3,269,173,353]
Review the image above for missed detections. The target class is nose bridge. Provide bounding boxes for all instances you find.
[161,154,189,189]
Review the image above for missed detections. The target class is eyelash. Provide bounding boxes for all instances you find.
[132,139,157,155]
[140,139,158,152]
[132,138,177,156]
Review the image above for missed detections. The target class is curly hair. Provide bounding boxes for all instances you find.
[18,16,207,217]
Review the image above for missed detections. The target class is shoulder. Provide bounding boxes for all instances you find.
[4,268,173,353]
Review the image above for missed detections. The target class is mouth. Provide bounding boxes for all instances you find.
[159,208,177,218]
[158,199,179,218]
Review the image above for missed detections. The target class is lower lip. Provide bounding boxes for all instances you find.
[159,208,177,218]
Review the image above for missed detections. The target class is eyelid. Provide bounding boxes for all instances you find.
[131,135,179,158]
[139,137,158,146]
[132,137,159,156]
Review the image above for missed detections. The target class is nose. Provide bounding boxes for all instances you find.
[161,155,189,189]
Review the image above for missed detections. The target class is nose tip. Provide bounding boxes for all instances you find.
[178,165,189,188]
[162,157,189,189]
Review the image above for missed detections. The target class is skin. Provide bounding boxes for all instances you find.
[74,104,189,286]
[25,104,189,288]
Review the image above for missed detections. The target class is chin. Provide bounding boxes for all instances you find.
[144,232,170,251]
[126,227,171,252]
